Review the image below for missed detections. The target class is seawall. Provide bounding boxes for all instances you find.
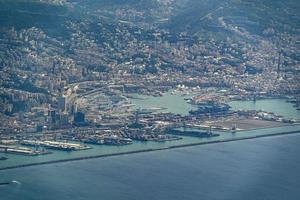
[0,130,299,171]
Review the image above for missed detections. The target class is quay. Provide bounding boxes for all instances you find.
[0,130,300,171]
[21,140,91,151]
[0,145,49,156]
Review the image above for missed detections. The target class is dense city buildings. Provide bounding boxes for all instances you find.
[0,0,299,155]
[0,2,300,200]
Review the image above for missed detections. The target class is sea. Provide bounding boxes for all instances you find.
[1,97,300,200]
[1,133,300,200]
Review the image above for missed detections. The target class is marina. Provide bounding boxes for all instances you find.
[0,1,299,199]
[1,125,300,170]
[1,132,300,200]
[0,97,300,169]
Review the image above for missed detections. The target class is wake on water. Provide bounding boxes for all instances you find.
[11,180,21,185]
[0,180,22,186]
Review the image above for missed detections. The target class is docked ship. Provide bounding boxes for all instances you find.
[189,101,231,116]
[103,137,133,145]
[167,127,219,138]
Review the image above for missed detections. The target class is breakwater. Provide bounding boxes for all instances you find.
[1,130,300,171]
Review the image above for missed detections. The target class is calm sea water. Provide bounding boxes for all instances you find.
[229,99,300,119]
[130,92,198,115]
[1,133,300,200]
[1,98,300,169]
[1,98,300,199]
[131,93,300,120]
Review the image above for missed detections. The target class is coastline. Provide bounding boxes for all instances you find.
[229,123,300,133]
[1,130,300,171]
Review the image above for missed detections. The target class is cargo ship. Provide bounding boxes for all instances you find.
[189,102,231,116]
[167,128,219,138]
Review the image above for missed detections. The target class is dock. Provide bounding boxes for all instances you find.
[1,130,300,171]
[21,140,91,151]
[0,145,49,156]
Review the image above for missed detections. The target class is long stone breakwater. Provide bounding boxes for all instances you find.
[0,130,300,171]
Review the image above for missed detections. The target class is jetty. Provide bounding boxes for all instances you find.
[0,130,299,171]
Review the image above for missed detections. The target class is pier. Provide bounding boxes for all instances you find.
[0,130,300,171]
[0,145,48,156]
[21,140,91,151]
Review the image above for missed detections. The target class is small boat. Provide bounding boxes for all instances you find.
[0,182,10,186]
[0,156,8,161]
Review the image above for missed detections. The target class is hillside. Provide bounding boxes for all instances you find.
[0,0,299,115]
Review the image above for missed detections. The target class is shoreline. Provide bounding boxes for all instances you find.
[1,130,300,171]
[226,123,300,133]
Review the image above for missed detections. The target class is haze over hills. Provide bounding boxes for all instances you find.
[0,0,299,116]
[1,0,300,35]
[1,3,300,200]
